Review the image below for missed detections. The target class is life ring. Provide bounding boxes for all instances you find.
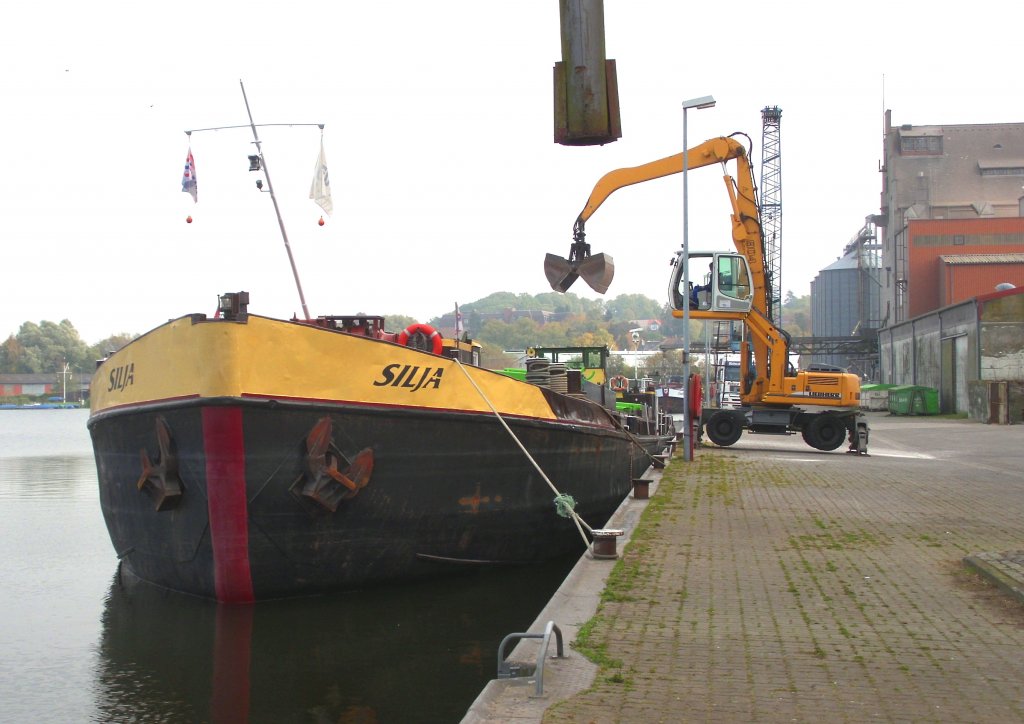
[610,375,629,392]
[398,323,443,356]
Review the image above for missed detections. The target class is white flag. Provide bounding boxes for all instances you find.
[309,138,333,216]
[181,147,197,203]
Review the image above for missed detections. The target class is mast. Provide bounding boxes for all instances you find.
[239,80,310,320]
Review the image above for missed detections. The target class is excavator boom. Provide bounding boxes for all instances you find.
[578,136,743,224]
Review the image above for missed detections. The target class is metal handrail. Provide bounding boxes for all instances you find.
[496,620,564,697]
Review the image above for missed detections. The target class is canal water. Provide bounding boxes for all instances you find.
[0,409,577,723]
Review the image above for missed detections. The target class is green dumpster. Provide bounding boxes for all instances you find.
[911,386,939,415]
[888,385,939,415]
[888,385,913,415]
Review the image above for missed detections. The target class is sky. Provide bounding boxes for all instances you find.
[3,1,1023,345]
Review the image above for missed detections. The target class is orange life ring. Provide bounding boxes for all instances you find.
[610,375,629,392]
[398,323,443,356]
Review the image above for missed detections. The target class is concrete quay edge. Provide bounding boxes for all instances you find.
[461,463,666,723]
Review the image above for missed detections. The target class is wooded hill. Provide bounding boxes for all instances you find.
[1,292,810,382]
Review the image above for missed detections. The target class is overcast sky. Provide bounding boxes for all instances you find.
[2,1,1022,345]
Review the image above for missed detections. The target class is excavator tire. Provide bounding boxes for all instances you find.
[705,410,743,447]
[801,413,846,451]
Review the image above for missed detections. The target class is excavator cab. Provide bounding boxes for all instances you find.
[668,251,753,314]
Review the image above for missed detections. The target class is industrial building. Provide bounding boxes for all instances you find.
[877,286,1023,422]
[877,111,1024,323]
[809,111,1024,421]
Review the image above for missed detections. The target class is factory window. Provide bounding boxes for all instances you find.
[980,166,1024,176]
[900,135,942,155]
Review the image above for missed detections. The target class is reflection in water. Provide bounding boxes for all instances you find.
[0,409,579,721]
[96,553,577,723]
[0,455,96,499]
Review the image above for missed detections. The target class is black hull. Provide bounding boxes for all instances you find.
[91,398,647,601]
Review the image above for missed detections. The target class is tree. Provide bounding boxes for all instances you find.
[383,314,419,334]
[604,293,662,323]
[0,335,26,373]
[570,329,616,348]
[87,334,138,362]
[477,317,540,352]
[781,292,810,336]
[642,350,687,379]
[478,340,519,370]
[3,320,90,374]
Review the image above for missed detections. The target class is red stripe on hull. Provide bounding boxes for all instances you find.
[211,604,253,721]
[202,406,255,603]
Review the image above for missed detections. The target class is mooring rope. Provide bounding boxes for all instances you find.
[454,360,593,548]
[615,418,668,468]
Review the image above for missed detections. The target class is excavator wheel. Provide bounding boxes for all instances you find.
[801,413,846,451]
[705,410,743,447]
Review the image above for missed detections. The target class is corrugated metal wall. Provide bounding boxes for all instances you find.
[811,269,859,369]
[810,262,881,371]
[878,288,1024,419]
[940,261,1024,307]
[907,217,1024,317]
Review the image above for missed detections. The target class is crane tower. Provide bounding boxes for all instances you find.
[760,106,782,325]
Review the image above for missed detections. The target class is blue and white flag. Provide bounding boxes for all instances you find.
[309,138,333,216]
[181,147,197,203]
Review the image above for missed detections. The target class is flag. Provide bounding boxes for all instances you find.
[181,147,197,203]
[309,138,333,216]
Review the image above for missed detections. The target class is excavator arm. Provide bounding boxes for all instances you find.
[546,135,768,298]
[553,134,777,402]
[576,136,747,228]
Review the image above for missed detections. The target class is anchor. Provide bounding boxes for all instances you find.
[136,416,184,511]
[293,417,373,512]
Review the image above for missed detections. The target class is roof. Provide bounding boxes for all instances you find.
[0,374,55,384]
[898,126,944,137]
[820,248,881,273]
[939,253,1024,265]
[976,284,1024,303]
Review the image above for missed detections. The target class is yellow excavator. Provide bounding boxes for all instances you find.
[547,133,868,453]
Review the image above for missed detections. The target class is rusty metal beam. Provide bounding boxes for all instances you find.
[554,0,621,146]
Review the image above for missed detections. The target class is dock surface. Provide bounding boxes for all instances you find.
[466,412,1024,723]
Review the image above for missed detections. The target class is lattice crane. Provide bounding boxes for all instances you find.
[760,106,783,325]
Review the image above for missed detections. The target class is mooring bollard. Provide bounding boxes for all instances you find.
[591,529,624,559]
[631,478,651,500]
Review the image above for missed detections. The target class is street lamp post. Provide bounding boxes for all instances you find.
[681,94,716,462]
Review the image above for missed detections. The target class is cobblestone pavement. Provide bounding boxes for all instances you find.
[540,413,1024,723]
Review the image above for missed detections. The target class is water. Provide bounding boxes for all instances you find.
[0,410,576,723]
